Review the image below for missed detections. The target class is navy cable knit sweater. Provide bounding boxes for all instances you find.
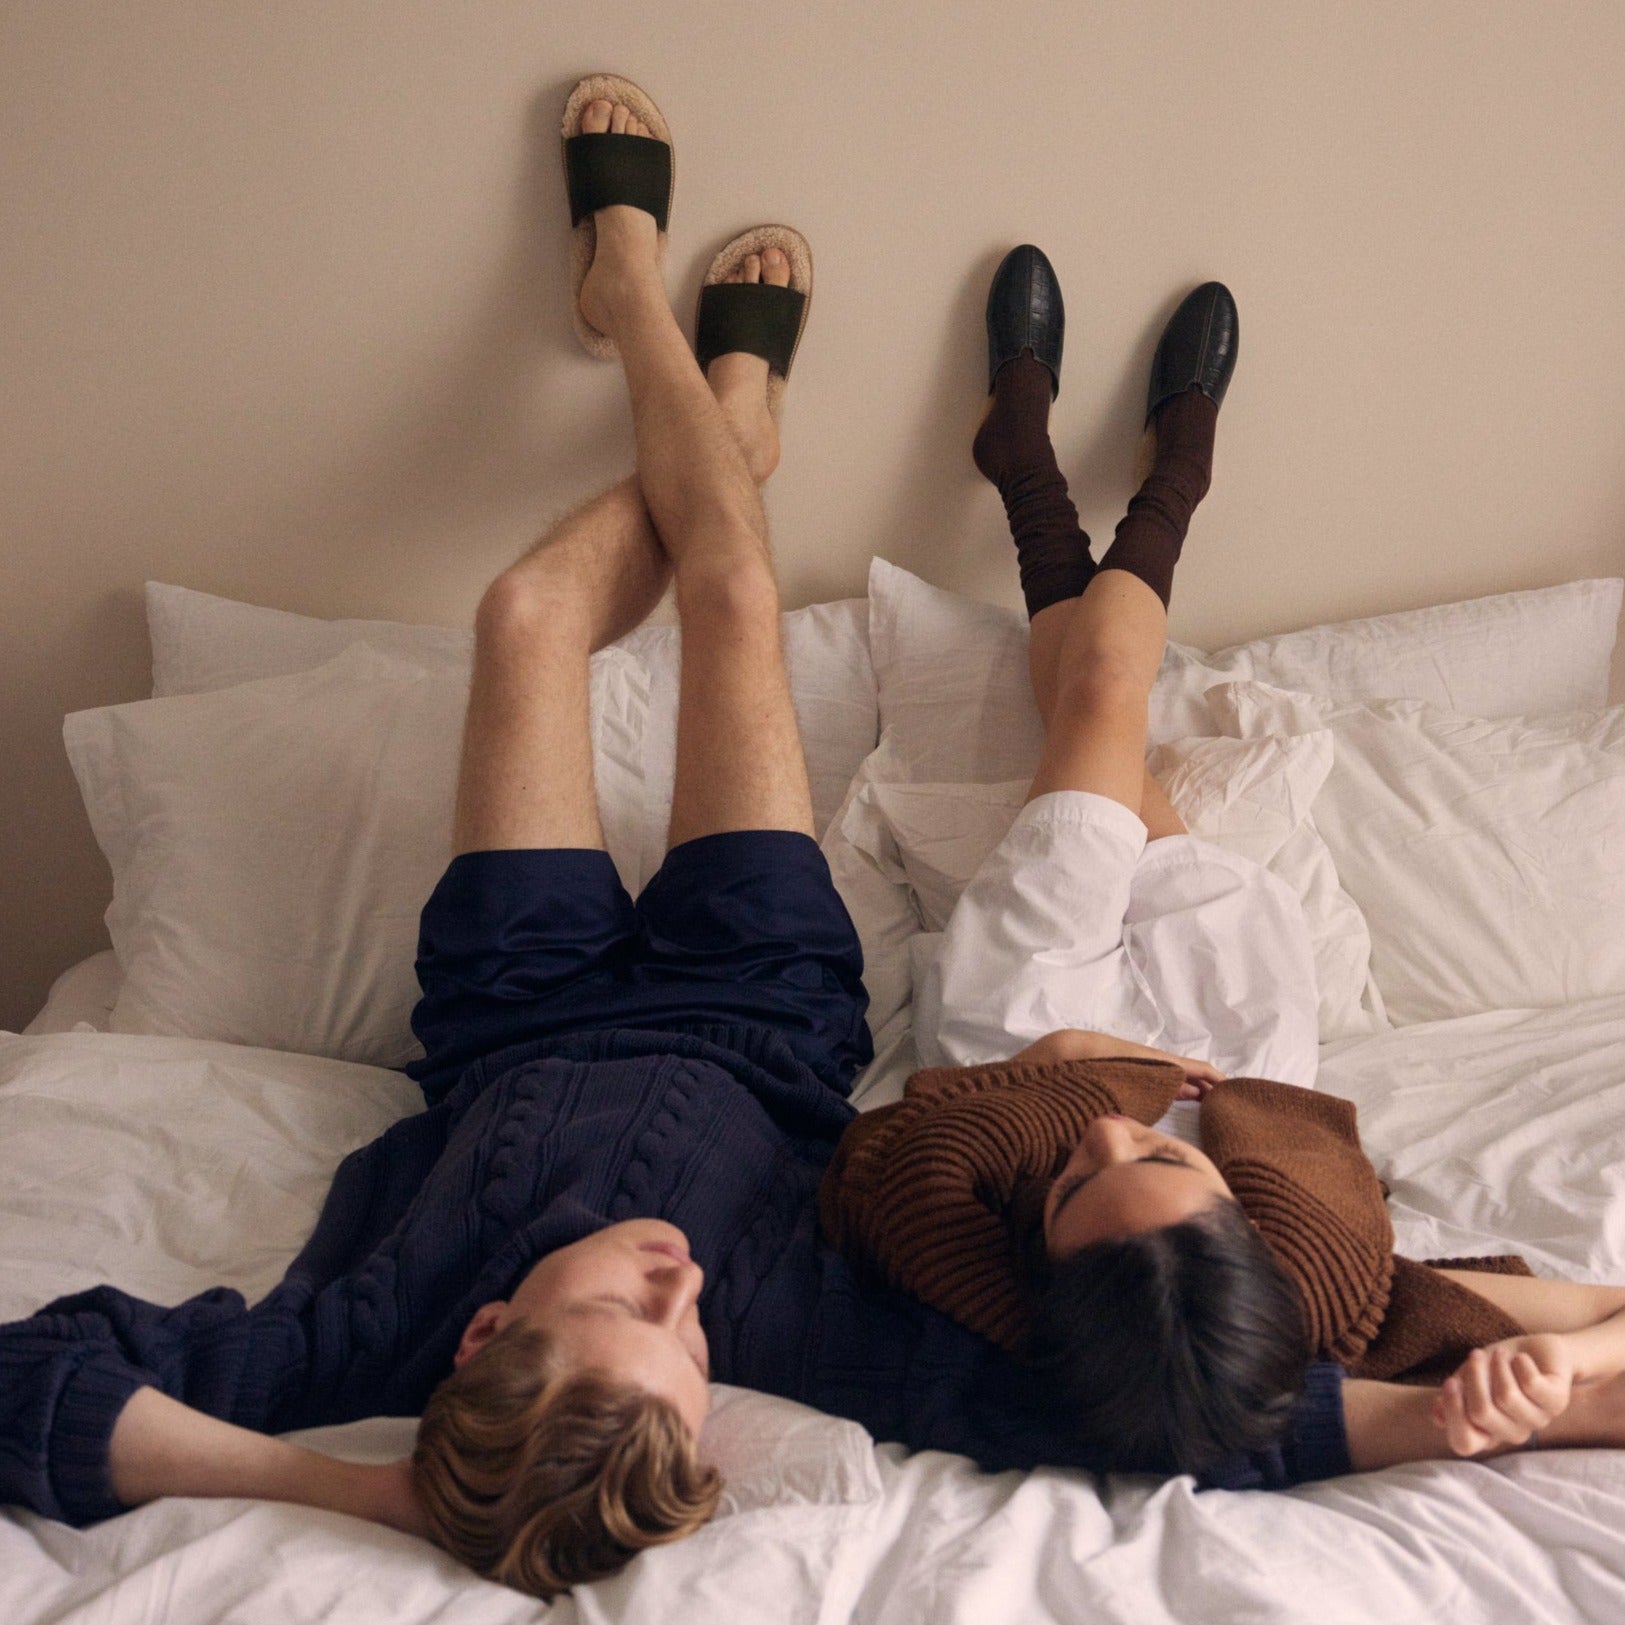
[0,1023,1348,1524]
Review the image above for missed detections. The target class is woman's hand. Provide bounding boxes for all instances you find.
[1009,1028,1225,1099]
[1431,1334,1577,1456]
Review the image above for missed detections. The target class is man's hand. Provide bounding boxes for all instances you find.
[1010,1028,1225,1099]
[1432,1335,1577,1456]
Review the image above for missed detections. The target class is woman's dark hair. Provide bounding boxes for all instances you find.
[1027,1197,1310,1475]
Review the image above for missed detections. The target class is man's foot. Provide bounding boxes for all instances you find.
[576,99,666,343]
[704,249,787,483]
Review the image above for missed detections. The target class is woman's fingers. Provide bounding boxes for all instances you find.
[1458,1351,1503,1445]
[1174,1058,1224,1097]
[1513,1351,1572,1421]
[1435,1376,1490,1455]
[1432,1345,1569,1456]
[1487,1348,1550,1433]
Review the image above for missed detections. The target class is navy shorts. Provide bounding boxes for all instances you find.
[406,830,872,1107]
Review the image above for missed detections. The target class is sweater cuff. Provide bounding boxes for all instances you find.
[1280,1361,1350,1485]
[50,1350,152,1526]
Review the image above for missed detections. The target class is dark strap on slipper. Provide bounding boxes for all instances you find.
[695,282,807,379]
[564,132,671,231]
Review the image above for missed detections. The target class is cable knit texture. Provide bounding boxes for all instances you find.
[819,1060,1526,1377]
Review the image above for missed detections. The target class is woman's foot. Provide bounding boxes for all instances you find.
[972,355,1055,488]
[576,99,666,343]
[703,249,787,484]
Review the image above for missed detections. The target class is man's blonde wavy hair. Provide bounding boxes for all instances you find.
[412,1319,722,1598]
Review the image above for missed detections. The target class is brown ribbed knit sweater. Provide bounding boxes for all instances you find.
[818,1057,1529,1382]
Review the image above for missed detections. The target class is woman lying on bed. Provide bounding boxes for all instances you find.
[823,247,1625,1479]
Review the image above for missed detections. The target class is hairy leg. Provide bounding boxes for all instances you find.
[453,476,670,855]
[582,191,811,847]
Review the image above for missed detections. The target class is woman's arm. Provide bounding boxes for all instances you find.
[1346,1333,1625,1468]
[1009,1028,1224,1098]
[1436,1268,1625,1378]
[108,1386,428,1536]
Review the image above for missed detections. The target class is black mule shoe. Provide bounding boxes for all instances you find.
[985,244,1065,399]
[1145,281,1238,422]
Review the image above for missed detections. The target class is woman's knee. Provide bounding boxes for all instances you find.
[1050,648,1153,723]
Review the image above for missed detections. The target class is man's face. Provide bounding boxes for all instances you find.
[456,1218,711,1436]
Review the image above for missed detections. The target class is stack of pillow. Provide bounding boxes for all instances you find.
[62,563,1624,1093]
[66,585,875,1068]
[832,560,1623,1101]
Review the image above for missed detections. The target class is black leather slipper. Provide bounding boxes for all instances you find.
[1146,282,1239,422]
[986,244,1065,399]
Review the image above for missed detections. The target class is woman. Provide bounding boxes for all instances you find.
[0,88,1355,1604]
[824,247,1625,1477]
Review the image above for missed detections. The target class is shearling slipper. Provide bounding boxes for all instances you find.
[693,226,814,419]
[560,73,674,360]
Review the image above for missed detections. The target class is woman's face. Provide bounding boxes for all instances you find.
[1043,1114,1232,1262]
[456,1218,711,1436]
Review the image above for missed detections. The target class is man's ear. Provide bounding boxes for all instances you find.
[453,1301,509,1369]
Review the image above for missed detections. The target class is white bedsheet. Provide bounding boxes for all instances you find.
[4,1005,1625,1622]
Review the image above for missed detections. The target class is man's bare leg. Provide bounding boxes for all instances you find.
[579,120,811,849]
[453,476,669,855]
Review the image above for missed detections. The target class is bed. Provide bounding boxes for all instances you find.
[5,564,1625,1623]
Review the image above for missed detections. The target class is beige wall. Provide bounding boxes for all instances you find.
[3,0,1624,1028]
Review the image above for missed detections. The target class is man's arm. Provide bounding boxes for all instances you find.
[108,1386,428,1535]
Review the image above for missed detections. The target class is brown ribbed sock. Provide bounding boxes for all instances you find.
[1096,385,1218,609]
[972,357,1095,619]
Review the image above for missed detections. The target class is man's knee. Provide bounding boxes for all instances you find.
[475,567,592,659]
[672,542,780,626]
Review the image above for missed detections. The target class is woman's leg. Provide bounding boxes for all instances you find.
[1029,600,1187,838]
[976,370,1185,833]
[1022,386,1217,816]
[580,171,811,848]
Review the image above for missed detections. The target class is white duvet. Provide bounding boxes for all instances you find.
[5,1001,1625,1623]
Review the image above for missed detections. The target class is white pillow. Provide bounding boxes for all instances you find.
[146,583,879,873]
[146,583,474,692]
[843,733,1383,1042]
[868,558,1624,784]
[1214,679,1625,1024]
[63,645,646,1065]
[820,733,925,1044]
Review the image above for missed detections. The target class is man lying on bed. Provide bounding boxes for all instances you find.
[0,77,1526,1604]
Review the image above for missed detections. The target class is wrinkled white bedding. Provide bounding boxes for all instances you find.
[4,996,1625,1623]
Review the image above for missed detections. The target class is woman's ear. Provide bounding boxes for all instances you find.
[453,1300,509,1369]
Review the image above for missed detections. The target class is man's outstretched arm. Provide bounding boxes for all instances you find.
[108,1386,426,1535]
